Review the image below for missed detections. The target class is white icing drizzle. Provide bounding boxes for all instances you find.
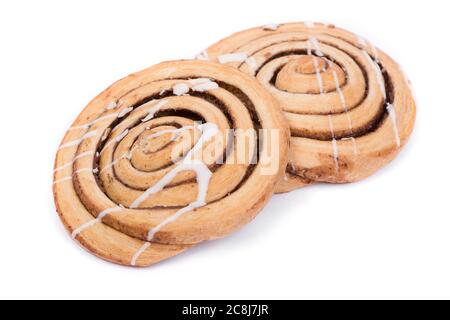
[313,57,324,94]
[99,147,136,174]
[118,107,133,118]
[386,103,401,147]
[131,242,151,266]
[116,129,129,142]
[144,173,209,237]
[342,137,359,156]
[195,50,209,61]
[332,70,354,134]
[173,83,190,96]
[362,50,386,99]
[143,126,194,143]
[183,123,218,161]
[129,122,218,266]
[73,168,92,175]
[330,62,358,156]
[263,23,279,31]
[68,113,119,131]
[307,40,324,94]
[309,37,324,57]
[99,128,130,155]
[331,139,339,170]
[53,168,93,185]
[361,42,393,152]
[59,131,97,150]
[218,53,248,64]
[188,78,212,85]
[71,206,123,239]
[173,79,219,96]
[106,101,119,110]
[130,160,212,265]
[53,176,73,185]
[192,81,219,92]
[130,123,217,209]
[101,128,111,142]
[328,115,339,171]
[245,57,258,72]
[304,21,315,28]
[54,151,95,173]
[141,100,169,122]
[350,137,359,155]
[188,78,219,92]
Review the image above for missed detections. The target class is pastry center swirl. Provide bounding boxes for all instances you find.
[275,55,346,95]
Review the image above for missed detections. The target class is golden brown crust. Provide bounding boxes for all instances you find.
[275,172,312,194]
[53,60,289,267]
[206,22,416,186]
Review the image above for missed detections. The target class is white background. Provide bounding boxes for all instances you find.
[0,0,449,300]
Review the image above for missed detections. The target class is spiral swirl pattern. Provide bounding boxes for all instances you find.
[206,22,416,187]
[53,61,289,267]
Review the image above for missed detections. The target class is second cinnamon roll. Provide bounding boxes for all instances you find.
[205,22,416,190]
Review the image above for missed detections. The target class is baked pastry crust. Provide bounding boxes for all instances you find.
[53,60,289,266]
[206,22,416,188]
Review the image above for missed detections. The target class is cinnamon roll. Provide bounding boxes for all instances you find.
[53,60,289,266]
[205,22,416,186]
